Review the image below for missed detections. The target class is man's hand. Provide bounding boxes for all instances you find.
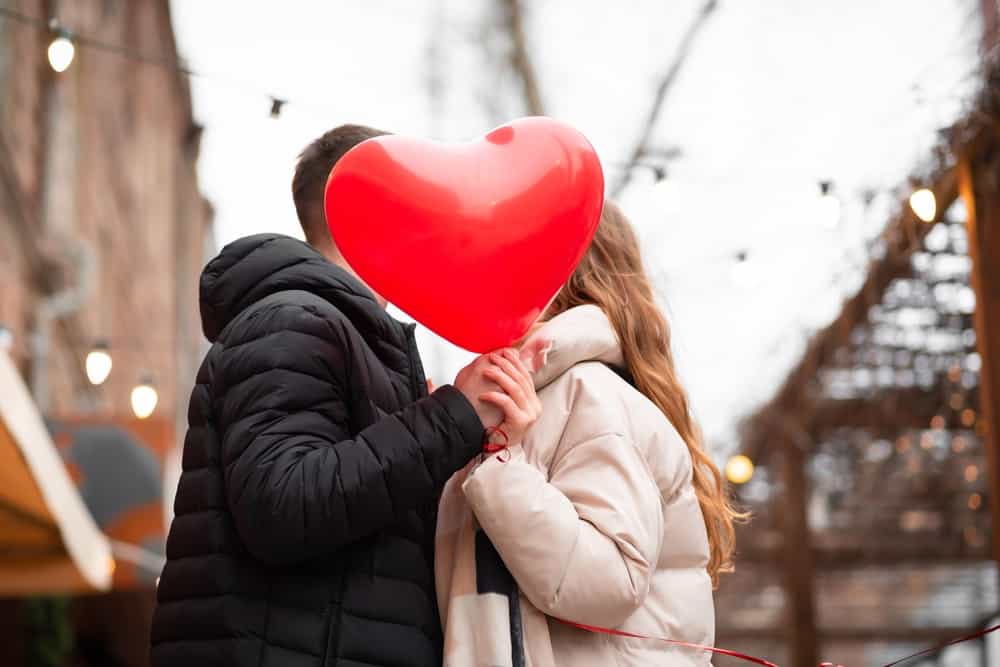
[454,355,504,428]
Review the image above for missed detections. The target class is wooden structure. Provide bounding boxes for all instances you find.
[716,60,1000,667]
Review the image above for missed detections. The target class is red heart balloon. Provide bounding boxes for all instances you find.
[324,117,604,352]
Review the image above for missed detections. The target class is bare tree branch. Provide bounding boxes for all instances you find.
[611,0,719,197]
[501,0,545,116]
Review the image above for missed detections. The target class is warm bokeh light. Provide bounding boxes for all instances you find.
[131,379,158,419]
[725,454,755,485]
[909,187,936,222]
[85,342,112,385]
[965,464,980,484]
[47,35,75,73]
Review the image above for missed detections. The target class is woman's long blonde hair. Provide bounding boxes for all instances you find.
[546,200,743,586]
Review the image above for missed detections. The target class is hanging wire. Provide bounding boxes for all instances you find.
[0,5,336,119]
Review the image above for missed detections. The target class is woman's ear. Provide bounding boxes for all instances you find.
[518,336,551,374]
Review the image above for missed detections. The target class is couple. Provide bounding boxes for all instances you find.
[151,124,740,666]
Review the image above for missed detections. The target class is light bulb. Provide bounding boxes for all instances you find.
[909,188,936,222]
[652,175,681,214]
[730,251,762,288]
[48,34,75,73]
[85,342,112,385]
[817,181,841,229]
[725,454,754,485]
[131,378,158,419]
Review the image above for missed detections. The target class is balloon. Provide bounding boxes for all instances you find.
[324,117,605,353]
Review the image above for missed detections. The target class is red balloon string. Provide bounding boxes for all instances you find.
[556,619,779,666]
[880,623,999,667]
[556,619,1000,667]
[482,426,511,462]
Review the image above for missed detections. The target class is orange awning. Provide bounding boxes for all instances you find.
[0,349,112,595]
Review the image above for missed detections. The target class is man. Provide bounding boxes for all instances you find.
[151,125,530,666]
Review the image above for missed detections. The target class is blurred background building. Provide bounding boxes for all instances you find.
[1,1,999,666]
[0,0,212,665]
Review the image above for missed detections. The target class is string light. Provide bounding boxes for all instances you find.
[730,250,765,288]
[0,325,13,351]
[651,166,680,213]
[131,376,158,419]
[968,493,982,511]
[47,21,75,73]
[724,454,754,484]
[817,181,841,229]
[964,464,979,484]
[0,7,320,120]
[963,525,983,547]
[909,187,937,223]
[269,97,286,119]
[84,340,113,386]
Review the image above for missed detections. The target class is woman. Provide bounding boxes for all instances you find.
[436,201,742,666]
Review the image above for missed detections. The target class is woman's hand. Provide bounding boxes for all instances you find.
[479,348,542,445]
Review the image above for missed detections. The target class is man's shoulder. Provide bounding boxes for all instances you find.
[226,289,356,341]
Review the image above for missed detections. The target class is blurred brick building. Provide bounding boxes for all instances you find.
[0,0,212,665]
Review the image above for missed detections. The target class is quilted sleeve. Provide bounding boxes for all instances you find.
[215,299,484,564]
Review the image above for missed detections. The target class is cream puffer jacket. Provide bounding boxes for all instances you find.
[437,305,715,666]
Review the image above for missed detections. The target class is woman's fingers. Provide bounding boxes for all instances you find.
[500,349,541,419]
[483,365,526,408]
[501,349,535,396]
[478,391,521,422]
[489,353,533,404]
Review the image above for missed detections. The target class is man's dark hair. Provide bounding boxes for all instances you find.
[292,124,388,248]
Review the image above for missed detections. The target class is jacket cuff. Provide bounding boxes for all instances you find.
[432,385,485,455]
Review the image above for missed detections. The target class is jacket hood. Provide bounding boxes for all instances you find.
[524,305,625,391]
[199,234,402,345]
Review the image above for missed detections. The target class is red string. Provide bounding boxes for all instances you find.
[483,426,510,462]
[556,619,1000,667]
[557,619,779,666]
[880,623,1000,667]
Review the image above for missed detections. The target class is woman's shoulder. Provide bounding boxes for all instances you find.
[550,362,694,488]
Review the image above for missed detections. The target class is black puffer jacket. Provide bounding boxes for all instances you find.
[151,234,484,667]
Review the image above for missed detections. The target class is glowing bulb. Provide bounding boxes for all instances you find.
[131,378,158,419]
[816,181,841,229]
[47,34,75,73]
[652,176,676,210]
[725,455,754,485]
[85,341,112,385]
[730,251,763,288]
[909,188,936,223]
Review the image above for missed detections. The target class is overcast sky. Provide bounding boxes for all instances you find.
[170,0,980,452]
